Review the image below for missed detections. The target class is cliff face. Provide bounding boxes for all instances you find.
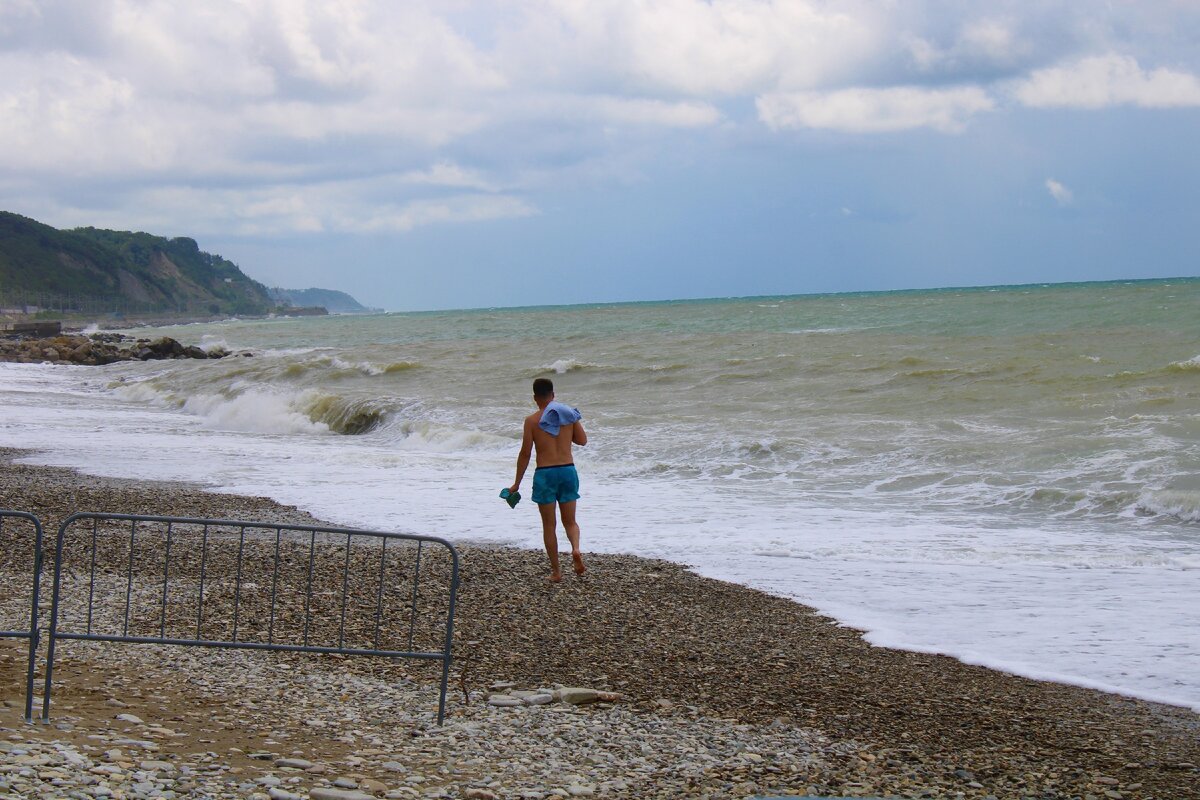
[0,212,274,315]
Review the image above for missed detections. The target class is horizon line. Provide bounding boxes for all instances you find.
[381,274,1199,315]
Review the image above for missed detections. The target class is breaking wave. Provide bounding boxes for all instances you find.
[1137,490,1200,523]
[182,389,331,435]
[534,358,605,374]
[115,379,393,437]
[302,394,392,435]
[1167,355,1200,373]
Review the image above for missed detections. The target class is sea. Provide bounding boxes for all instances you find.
[2,278,1198,712]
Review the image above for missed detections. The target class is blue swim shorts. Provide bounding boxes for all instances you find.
[532,463,580,505]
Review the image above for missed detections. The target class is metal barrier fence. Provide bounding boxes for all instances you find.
[43,513,460,723]
[0,510,44,722]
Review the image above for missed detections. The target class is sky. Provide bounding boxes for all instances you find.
[2,1,1199,311]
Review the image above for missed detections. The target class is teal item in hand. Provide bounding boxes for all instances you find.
[500,488,521,508]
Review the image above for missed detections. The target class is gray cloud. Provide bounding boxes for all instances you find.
[2,0,1198,242]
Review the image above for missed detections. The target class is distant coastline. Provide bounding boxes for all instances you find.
[0,210,376,322]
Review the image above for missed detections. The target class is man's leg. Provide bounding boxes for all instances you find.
[538,502,562,581]
[559,500,585,575]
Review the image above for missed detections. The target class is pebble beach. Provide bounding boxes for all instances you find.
[1,448,1198,800]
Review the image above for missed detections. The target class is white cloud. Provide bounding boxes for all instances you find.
[0,2,507,178]
[400,162,499,192]
[52,175,538,236]
[959,19,1016,61]
[500,0,884,96]
[4,1,1200,242]
[1045,178,1073,206]
[343,194,538,233]
[757,86,995,134]
[1014,54,1200,108]
[907,17,1025,74]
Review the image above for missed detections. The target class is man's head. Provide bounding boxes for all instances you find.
[532,381,554,410]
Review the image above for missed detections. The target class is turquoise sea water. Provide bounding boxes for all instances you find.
[2,277,1198,709]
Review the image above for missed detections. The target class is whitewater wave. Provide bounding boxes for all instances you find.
[1167,355,1200,372]
[113,379,185,408]
[327,356,421,377]
[302,394,392,435]
[1137,489,1200,523]
[115,378,394,437]
[535,358,685,376]
[198,335,231,354]
[1105,354,1200,381]
[534,358,606,374]
[377,417,512,453]
[262,355,423,382]
[182,389,332,435]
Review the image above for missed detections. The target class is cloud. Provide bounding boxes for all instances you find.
[399,162,499,192]
[332,194,539,234]
[45,173,538,236]
[959,19,1018,61]
[757,85,995,134]
[498,0,885,96]
[1045,178,1073,206]
[906,17,1028,75]
[1014,54,1200,108]
[0,1,506,179]
[4,1,1200,247]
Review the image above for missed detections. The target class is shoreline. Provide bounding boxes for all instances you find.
[1,447,1198,798]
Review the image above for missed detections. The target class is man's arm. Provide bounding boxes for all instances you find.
[572,420,587,447]
[510,416,534,493]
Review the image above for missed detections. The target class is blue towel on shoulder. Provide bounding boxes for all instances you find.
[539,401,581,437]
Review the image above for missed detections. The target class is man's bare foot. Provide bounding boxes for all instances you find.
[549,571,563,583]
[572,551,587,576]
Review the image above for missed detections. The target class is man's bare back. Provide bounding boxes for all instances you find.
[524,411,581,467]
[509,378,587,582]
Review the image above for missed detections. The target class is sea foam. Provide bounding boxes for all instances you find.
[4,281,1200,714]
[182,389,332,435]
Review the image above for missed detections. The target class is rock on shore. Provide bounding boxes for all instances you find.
[0,333,231,365]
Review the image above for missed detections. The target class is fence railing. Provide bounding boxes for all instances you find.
[0,510,459,724]
[0,511,44,722]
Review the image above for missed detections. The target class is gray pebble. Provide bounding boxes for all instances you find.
[309,789,377,800]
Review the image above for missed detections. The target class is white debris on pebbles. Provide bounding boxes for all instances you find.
[1,641,848,799]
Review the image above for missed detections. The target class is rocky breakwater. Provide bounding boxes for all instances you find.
[0,332,234,365]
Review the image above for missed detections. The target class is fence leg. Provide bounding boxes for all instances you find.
[23,540,42,723]
[41,519,71,722]
[13,513,45,724]
[437,549,460,725]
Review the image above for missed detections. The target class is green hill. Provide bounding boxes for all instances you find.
[268,286,379,314]
[0,211,274,316]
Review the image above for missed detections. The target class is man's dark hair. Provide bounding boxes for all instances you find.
[533,377,554,398]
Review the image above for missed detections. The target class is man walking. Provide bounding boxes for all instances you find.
[510,377,587,582]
